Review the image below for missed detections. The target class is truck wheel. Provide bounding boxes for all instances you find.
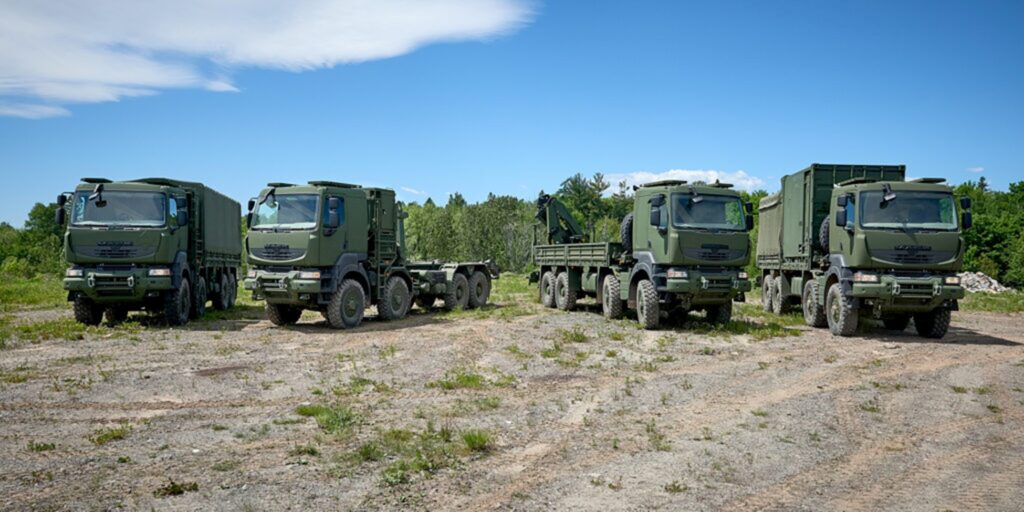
[73,296,103,326]
[825,282,858,336]
[191,276,208,319]
[468,271,491,308]
[266,303,302,326]
[540,271,556,308]
[802,280,827,328]
[226,273,237,309]
[762,275,774,313]
[104,307,128,326]
[214,273,231,311]
[771,276,785,315]
[380,276,411,321]
[913,309,951,339]
[620,213,634,255]
[601,274,624,319]
[636,279,660,330]
[327,279,366,329]
[883,315,911,331]
[707,301,733,324]
[163,279,191,326]
[415,295,436,310]
[555,272,577,311]
[444,273,470,311]
[819,217,830,252]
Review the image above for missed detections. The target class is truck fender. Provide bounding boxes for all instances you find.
[627,252,656,304]
[332,253,370,295]
[171,251,190,289]
[825,255,855,296]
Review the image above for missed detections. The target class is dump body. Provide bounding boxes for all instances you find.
[244,181,498,329]
[756,163,969,339]
[60,177,242,325]
[531,182,753,330]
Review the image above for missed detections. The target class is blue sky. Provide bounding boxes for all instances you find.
[1,0,1022,225]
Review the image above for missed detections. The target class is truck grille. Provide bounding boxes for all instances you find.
[73,244,152,259]
[873,250,955,265]
[684,247,744,262]
[91,275,135,296]
[251,245,305,261]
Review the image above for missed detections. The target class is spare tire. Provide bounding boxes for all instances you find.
[819,217,830,252]
[620,213,634,255]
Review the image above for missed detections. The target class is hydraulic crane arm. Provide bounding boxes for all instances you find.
[535,193,587,245]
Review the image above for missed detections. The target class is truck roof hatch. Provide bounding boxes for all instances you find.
[909,178,946,184]
[308,181,360,188]
[81,177,112,184]
[837,177,879,186]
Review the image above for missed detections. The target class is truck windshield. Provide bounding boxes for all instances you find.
[860,191,958,231]
[71,191,166,227]
[251,194,319,230]
[671,194,746,231]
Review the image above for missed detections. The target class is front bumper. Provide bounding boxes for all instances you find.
[852,274,964,312]
[244,269,323,304]
[63,267,173,303]
[657,269,751,304]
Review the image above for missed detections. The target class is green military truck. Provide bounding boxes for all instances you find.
[531,180,754,330]
[243,181,498,329]
[756,163,970,338]
[58,178,242,326]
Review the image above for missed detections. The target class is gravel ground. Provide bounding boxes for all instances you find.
[1,294,1022,511]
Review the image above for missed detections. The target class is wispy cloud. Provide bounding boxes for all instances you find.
[966,166,985,173]
[0,0,535,118]
[604,169,766,192]
[400,186,427,196]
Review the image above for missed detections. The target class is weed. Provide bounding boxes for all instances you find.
[212,460,240,472]
[381,460,411,486]
[974,386,993,395]
[960,291,1024,313]
[987,404,1003,414]
[89,423,131,445]
[808,432,821,442]
[475,396,501,411]
[871,381,905,392]
[540,342,563,359]
[295,404,359,434]
[751,409,768,417]
[462,429,493,452]
[505,344,533,360]
[605,349,618,358]
[210,424,228,431]
[154,480,199,497]
[824,355,838,364]
[557,326,588,344]
[645,420,671,451]
[698,346,717,356]
[757,361,770,370]
[426,368,488,390]
[664,480,688,493]
[609,331,626,342]
[951,386,968,394]
[860,399,881,414]
[117,456,131,464]
[289,443,320,457]
[27,440,55,452]
[378,344,397,360]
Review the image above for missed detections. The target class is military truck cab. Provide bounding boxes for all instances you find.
[757,164,969,338]
[244,181,497,329]
[59,178,241,326]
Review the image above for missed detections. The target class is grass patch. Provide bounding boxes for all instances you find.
[504,344,533,360]
[437,303,533,321]
[334,376,392,396]
[475,396,501,410]
[27,440,55,452]
[461,429,493,452]
[645,420,671,452]
[295,404,359,434]
[951,386,968,394]
[960,292,1024,313]
[88,423,131,445]
[540,341,563,359]
[1,317,143,345]
[0,275,65,312]
[153,480,199,497]
[289,443,320,457]
[426,368,488,390]
[557,326,588,344]
[346,422,492,486]
[664,480,688,493]
[859,399,881,414]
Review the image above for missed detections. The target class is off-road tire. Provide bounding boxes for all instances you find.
[620,213,634,255]
[415,295,436,310]
[601,274,624,319]
[825,282,858,336]
[104,307,128,326]
[73,296,103,326]
[802,280,827,328]
[327,279,365,329]
[819,217,830,252]
[213,273,231,311]
[468,271,491,309]
[883,315,912,331]
[707,301,733,324]
[771,276,785,315]
[555,272,577,311]
[444,273,470,311]
[762,275,774,313]
[191,276,207,319]
[379,276,411,321]
[636,279,660,330]
[226,273,237,309]
[540,271,556,308]
[266,303,302,326]
[914,309,951,339]
[163,279,191,326]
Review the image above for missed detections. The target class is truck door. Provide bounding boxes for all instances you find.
[321,194,347,258]
[647,193,670,261]
[781,173,807,259]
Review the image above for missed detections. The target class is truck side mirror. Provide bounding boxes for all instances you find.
[744,202,753,214]
[960,197,972,210]
[961,211,972,230]
[57,193,67,207]
[246,212,253,228]
[745,214,754,231]
[836,195,848,207]
[55,208,66,226]
[247,198,256,212]
[177,210,189,227]
[835,209,847,228]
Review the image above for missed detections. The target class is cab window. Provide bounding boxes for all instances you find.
[322,196,345,226]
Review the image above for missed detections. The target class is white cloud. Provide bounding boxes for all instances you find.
[604,169,766,193]
[400,186,426,196]
[0,0,534,118]
[966,166,984,173]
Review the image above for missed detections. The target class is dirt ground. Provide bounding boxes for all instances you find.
[2,290,1023,512]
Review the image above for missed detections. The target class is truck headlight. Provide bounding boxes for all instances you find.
[738,271,749,280]
[148,268,171,277]
[247,270,257,278]
[944,276,961,285]
[853,272,879,283]
[298,271,321,280]
[666,269,688,279]
[65,268,83,277]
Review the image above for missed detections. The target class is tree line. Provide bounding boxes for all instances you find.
[3,175,1022,287]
